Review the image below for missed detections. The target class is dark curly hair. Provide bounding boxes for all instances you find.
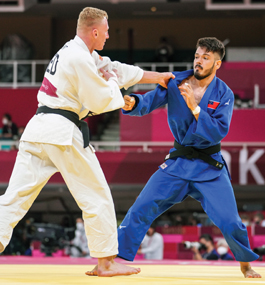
[196,37,225,60]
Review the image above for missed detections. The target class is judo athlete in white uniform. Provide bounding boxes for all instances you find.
[117,37,261,278]
[0,7,174,277]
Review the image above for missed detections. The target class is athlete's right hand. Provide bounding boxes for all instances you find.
[99,68,116,81]
[158,72,175,89]
[122,95,136,111]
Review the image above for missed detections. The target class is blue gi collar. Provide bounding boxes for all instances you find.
[172,69,194,85]
[171,69,217,112]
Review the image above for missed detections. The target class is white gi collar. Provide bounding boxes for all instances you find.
[74,35,90,53]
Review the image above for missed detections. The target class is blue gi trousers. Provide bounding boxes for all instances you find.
[117,168,259,262]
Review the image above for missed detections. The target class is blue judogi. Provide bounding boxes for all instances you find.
[117,70,259,262]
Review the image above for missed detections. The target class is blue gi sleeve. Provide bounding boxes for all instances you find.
[122,85,168,117]
[192,88,234,144]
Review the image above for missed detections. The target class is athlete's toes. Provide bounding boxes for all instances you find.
[85,271,97,276]
[246,272,261,278]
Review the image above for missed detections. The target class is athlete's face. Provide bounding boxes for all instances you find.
[94,17,109,51]
[193,47,221,80]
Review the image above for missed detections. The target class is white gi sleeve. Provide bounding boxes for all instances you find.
[65,53,125,114]
[92,52,144,90]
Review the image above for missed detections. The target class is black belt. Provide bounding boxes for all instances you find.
[36,106,90,148]
[165,141,223,169]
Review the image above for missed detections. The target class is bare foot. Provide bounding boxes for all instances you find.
[240,262,262,278]
[85,256,140,277]
[86,265,98,276]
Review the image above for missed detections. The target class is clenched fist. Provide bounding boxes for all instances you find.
[122,95,136,111]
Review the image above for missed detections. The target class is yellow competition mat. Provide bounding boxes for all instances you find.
[0,264,265,285]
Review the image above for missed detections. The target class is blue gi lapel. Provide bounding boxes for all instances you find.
[168,69,194,113]
[172,69,194,87]
[199,75,217,111]
[181,75,217,146]
[167,70,194,144]
[169,71,217,147]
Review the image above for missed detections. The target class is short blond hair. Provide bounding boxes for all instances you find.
[77,7,108,29]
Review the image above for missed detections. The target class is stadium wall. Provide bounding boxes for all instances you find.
[1,16,265,62]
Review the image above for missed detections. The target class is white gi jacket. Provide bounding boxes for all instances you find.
[21,35,143,145]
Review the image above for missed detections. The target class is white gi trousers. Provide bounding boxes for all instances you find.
[0,135,118,258]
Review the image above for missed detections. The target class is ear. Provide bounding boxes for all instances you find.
[215,59,222,70]
[92,28,98,38]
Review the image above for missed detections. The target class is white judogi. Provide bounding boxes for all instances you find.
[0,35,143,257]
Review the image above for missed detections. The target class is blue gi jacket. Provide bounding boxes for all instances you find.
[122,69,234,181]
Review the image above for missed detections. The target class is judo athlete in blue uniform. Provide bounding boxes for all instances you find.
[118,37,261,278]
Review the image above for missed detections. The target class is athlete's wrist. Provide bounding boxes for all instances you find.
[191,105,201,115]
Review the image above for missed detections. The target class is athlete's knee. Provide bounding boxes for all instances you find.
[122,203,156,229]
[129,193,155,212]
[137,199,160,220]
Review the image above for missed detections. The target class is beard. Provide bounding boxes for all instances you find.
[194,62,215,80]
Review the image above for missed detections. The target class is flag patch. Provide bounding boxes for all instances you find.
[208,100,220,110]
[160,163,168,169]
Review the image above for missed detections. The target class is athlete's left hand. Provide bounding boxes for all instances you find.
[178,83,197,111]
